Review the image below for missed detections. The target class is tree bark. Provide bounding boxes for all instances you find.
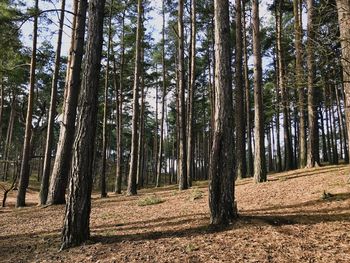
[101,0,114,198]
[252,0,267,183]
[177,0,187,190]
[235,0,246,180]
[127,0,142,196]
[336,0,350,161]
[47,0,87,205]
[39,0,66,205]
[61,0,106,249]
[16,0,39,207]
[306,0,319,168]
[209,0,237,225]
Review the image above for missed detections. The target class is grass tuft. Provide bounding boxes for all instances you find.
[138,195,164,206]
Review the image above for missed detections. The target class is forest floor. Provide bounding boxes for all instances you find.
[1,164,350,263]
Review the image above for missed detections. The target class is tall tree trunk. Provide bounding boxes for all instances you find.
[177,0,187,190]
[186,0,196,187]
[127,0,142,196]
[137,48,145,189]
[47,0,87,205]
[156,0,167,188]
[277,0,293,171]
[243,0,253,177]
[335,85,349,162]
[306,0,319,168]
[3,96,16,181]
[16,0,39,207]
[39,0,66,205]
[101,0,114,198]
[0,79,3,152]
[115,10,125,194]
[252,0,266,183]
[209,0,237,225]
[293,0,307,168]
[61,0,106,249]
[235,0,246,179]
[336,0,350,161]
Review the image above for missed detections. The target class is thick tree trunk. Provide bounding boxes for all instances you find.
[61,0,106,249]
[242,0,253,177]
[186,0,196,187]
[252,0,266,183]
[306,0,319,168]
[101,0,114,198]
[47,0,87,205]
[16,0,39,207]
[293,0,307,168]
[235,0,246,180]
[336,0,350,161]
[209,0,237,225]
[39,0,66,205]
[127,0,142,196]
[177,0,187,190]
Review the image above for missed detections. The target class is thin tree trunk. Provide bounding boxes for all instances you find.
[186,0,196,187]
[252,0,266,183]
[127,0,142,196]
[235,0,246,179]
[335,85,349,162]
[293,0,307,168]
[47,0,87,205]
[156,0,167,188]
[242,0,253,177]
[209,0,237,225]
[115,9,125,194]
[16,0,39,207]
[177,0,187,190]
[39,0,66,205]
[3,96,16,181]
[101,0,114,198]
[137,50,145,189]
[61,0,106,249]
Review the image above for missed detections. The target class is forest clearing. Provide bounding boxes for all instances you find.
[1,164,350,262]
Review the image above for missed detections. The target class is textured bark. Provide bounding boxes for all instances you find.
[293,0,307,168]
[101,0,114,198]
[156,0,167,188]
[209,0,237,225]
[336,0,350,161]
[3,96,16,181]
[306,0,319,168]
[242,0,253,177]
[16,0,39,207]
[252,0,266,183]
[61,0,106,249]
[186,0,196,187]
[48,0,87,205]
[115,10,125,194]
[39,0,66,205]
[335,85,349,162]
[127,0,142,196]
[177,0,187,190]
[235,0,246,180]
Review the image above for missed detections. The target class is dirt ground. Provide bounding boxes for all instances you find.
[1,164,350,263]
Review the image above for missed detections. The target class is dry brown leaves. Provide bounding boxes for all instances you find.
[1,164,350,263]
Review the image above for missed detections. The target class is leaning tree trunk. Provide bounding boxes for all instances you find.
[127,0,142,196]
[177,0,187,190]
[306,0,319,168]
[209,0,237,225]
[186,0,196,187]
[101,0,114,198]
[16,0,39,207]
[39,0,66,205]
[61,0,106,249]
[252,0,267,183]
[235,0,246,180]
[336,0,350,161]
[47,0,87,205]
